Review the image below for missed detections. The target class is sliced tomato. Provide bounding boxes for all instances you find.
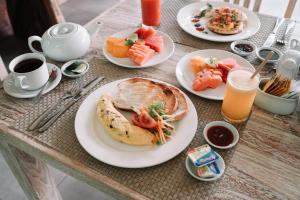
[131,112,157,129]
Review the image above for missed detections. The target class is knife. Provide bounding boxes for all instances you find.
[38,76,105,132]
[263,18,285,47]
[27,79,81,131]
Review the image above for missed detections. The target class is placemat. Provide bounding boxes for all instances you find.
[0,57,249,200]
[159,0,294,66]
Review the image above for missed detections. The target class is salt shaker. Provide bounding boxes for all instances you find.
[276,49,300,79]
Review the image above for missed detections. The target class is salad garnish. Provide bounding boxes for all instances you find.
[194,3,213,19]
[131,102,175,145]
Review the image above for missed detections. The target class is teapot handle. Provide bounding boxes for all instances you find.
[28,36,43,54]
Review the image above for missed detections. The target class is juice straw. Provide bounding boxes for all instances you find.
[250,51,274,79]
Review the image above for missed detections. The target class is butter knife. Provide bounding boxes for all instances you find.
[27,79,81,131]
[38,76,105,132]
[263,18,285,47]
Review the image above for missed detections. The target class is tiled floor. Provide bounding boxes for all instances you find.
[0,154,115,200]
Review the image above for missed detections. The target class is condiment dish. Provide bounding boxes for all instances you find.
[254,78,297,115]
[185,152,225,181]
[230,40,256,57]
[256,47,282,64]
[61,59,89,78]
[203,121,239,149]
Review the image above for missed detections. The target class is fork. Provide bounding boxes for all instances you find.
[27,80,81,131]
[276,20,296,45]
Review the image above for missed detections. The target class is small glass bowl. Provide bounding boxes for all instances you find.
[230,40,256,57]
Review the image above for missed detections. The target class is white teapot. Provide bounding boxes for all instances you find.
[28,22,92,62]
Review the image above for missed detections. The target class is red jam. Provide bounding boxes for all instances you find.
[207,126,234,147]
[196,27,205,32]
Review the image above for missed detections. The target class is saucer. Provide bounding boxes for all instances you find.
[61,59,89,78]
[185,152,225,181]
[3,63,62,98]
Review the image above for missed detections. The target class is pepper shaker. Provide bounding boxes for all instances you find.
[276,49,300,79]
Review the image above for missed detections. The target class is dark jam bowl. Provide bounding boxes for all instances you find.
[203,121,239,149]
[230,40,256,57]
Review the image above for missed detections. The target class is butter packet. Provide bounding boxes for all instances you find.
[187,144,219,167]
[196,162,220,178]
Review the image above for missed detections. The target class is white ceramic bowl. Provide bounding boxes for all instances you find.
[254,78,297,115]
[230,40,256,57]
[203,121,239,149]
[256,47,283,64]
[185,152,225,181]
[61,59,89,78]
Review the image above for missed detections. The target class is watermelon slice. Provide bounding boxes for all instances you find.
[135,27,157,39]
[135,27,148,38]
[217,58,238,83]
[145,36,163,52]
[218,58,238,69]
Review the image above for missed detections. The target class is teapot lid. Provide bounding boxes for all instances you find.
[49,23,78,37]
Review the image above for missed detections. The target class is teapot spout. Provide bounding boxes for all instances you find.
[88,21,102,39]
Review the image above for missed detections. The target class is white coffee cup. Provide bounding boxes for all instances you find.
[9,53,49,90]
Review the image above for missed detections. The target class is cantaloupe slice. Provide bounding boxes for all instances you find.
[106,37,130,58]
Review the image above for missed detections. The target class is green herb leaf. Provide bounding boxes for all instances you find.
[125,33,138,46]
[163,129,172,135]
[199,9,206,18]
[232,13,238,21]
[125,40,134,46]
[207,3,213,10]
[148,102,166,118]
[208,56,218,68]
[156,140,162,145]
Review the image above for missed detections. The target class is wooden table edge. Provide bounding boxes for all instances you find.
[0,121,150,200]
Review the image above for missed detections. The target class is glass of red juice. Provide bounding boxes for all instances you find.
[141,0,161,26]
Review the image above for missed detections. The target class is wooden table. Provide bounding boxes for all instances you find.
[0,0,300,199]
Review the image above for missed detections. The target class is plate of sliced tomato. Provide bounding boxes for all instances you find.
[176,49,255,100]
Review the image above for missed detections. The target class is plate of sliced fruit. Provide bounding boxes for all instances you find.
[176,49,255,100]
[103,27,175,68]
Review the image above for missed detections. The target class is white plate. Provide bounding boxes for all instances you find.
[3,63,62,98]
[103,29,175,68]
[177,1,261,42]
[75,78,198,168]
[176,49,255,100]
[185,152,225,181]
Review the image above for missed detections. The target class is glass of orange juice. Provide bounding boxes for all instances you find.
[141,0,161,26]
[221,68,259,123]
